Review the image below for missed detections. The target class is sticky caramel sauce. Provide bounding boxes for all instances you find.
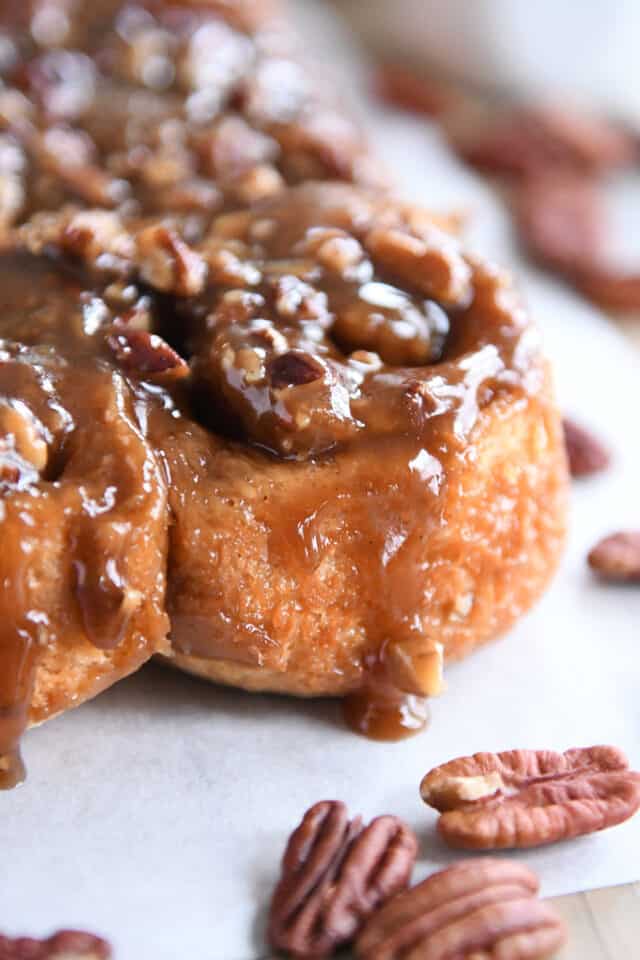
[343,687,430,742]
[0,253,170,786]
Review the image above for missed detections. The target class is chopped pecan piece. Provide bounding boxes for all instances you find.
[356,859,566,960]
[136,225,207,297]
[269,351,325,390]
[563,417,611,477]
[588,532,640,583]
[21,209,135,272]
[231,162,284,204]
[333,285,447,366]
[268,800,417,958]
[0,172,25,228]
[420,746,640,849]
[0,929,111,959]
[0,399,48,473]
[0,439,40,488]
[108,329,189,381]
[364,226,471,307]
[272,276,329,323]
[384,639,444,698]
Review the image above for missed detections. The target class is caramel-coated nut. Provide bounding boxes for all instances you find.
[21,209,134,268]
[268,800,417,958]
[0,400,48,472]
[385,640,444,698]
[108,330,189,381]
[364,226,472,306]
[420,746,640,849]
[136,225,207,297]
[232,163,284,204]
[356,858,566,960]
[0,172,25,227]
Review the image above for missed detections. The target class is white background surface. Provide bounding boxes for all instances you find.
[339,0,640,123]
[2,4,639,958]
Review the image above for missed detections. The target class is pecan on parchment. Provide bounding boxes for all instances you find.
[268,800,417,958]
[0,929,111,959]
[563,417,611,477]
[356,859,566,960]
[356,858,566,960]
[420,746,640,849]
[588,532,640,583]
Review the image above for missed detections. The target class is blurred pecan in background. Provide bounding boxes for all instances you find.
[268,800,417,958]
[563,418,611,477]
[420,746,640,849]
[588,532,640,583]
[0,930,111,959]
[356,858,566,960]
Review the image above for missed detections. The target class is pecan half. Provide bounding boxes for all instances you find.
[455,104,636,179]
[374,64,453,118]
[268,800,417,958]
[108,329,189,381]
[563,417,611,477]
[420,746,640,849]
[573,267,640,312]
[588,532,640,583]
[0,929,111,959]
[356,858,566,960]
[513,174,604,276]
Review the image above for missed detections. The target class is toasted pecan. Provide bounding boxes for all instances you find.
[268,800,417,958]
[420,746,640,849]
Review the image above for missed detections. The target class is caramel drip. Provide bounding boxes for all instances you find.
[342,650,435,743]
[343,687,430,742]
[0,628,34,789]
[0,503,40,788]
[0,253,169,786]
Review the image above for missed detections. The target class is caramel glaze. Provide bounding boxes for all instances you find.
[0,252,169,786]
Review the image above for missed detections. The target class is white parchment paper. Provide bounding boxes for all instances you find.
[1,4,639,957]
